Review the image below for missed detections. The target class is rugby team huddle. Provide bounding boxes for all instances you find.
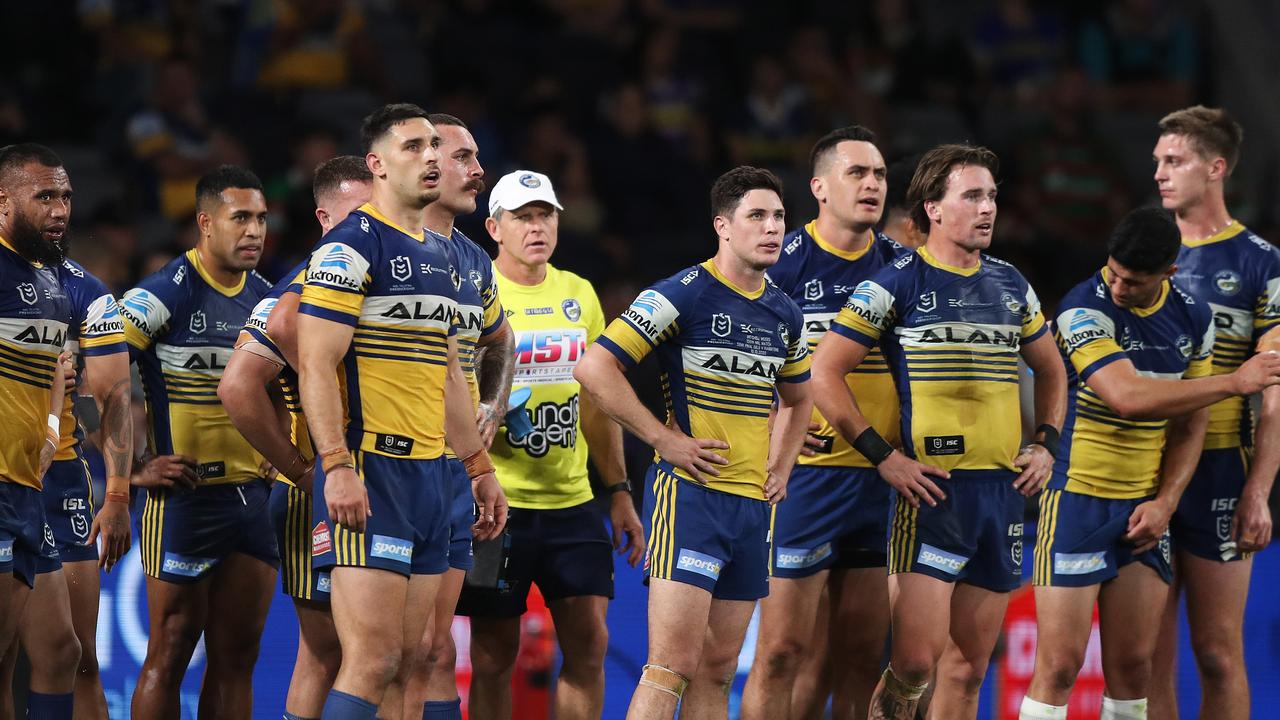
[0,101,1274,720]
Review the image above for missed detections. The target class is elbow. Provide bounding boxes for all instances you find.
[216,375,243,414]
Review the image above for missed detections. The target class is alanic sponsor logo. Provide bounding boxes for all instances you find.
[509,396,579,458]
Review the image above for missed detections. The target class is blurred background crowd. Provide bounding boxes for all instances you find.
[8,0,1279,324]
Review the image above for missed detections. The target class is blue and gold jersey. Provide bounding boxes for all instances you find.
[598,260,811,500]
[0,237,72,490]
[1052,270,1214,498]
[427,228,504,409]
[1173,222,1280,449]
[768,221,904,468]
[121,250,271,485]
[299,204,459,461]
[54,259,128,460]
[831,246,1047,474]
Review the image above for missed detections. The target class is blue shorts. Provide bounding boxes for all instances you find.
[643,465,772,601]
[455,500,614,618]
[311,453,451,577]
[1172,447,1252,563]
[1033,488,1172,586]
[140,479,279,583]
[269,481,330,602]
[40,454,98,566]
[446,458,474,571]
[0,483,59,587]
[887,470,1024,593]
[772,465,889,577]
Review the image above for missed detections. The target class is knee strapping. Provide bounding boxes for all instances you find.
[639,664,690,699]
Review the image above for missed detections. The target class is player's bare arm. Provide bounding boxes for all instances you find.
[1015,331,1067,496]
[83,350,134,570]
[297,313,366,531]
[1085,351,1280,420]
[580,389,645,566]
[574,344,729,484]
[39,353,73,478]
[442,334,507,540]
[1127,406,1209,553]
[811,331,948,507]
[219,339,313,491]
[264,292,301,369]
[765,378,813,504]
[1236,329,1280,552]
[473,317,515,448]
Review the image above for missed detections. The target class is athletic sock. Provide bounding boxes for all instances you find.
[284,713,320,720]
[422,698,462,720]
[25,691,73,720]
[1100,695,1147,720]
[1019,696,1068,719]
[320,690,378,720]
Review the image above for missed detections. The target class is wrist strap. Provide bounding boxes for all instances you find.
[462,449,495,479]
[1032,424,1060,459]
[105,490,130,505]
[853,428,895,466]
[48,413,60,434]
[318,447,354,474]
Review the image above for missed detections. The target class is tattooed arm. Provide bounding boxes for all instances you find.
[473,319,515,448]
[83,351,134,571]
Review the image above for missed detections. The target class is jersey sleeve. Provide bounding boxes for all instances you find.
[830,273,898,347]
[1184,302,1215,379]
[596,278,686,368]
[119,270,180,352]
[298,227,376,326]
[1056,304,1125,381]
[777,301,811,383]
[1251,237,1280,343]
[71,270,128,357]
[1020,280,1048,342]
[477,253,505,339]
[240,296,285,364]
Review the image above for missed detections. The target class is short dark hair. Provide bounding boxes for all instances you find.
[905,144,999,233]
[427,113,468,130]
[1108,207,1181,273]
[1158,105,1243,175]
[710,166,784,219]
[361,103,431,154]
[195,165,263,211]
[0,143,63,184]
[810,125,877,176]
[313,155,373,206]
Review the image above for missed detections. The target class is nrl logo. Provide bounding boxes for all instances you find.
[17,283,37,305]
[918,291,937,313]
[189,310,207,334]
[711,313,732,338]
[390,255,412,282]
[804,279,823,301]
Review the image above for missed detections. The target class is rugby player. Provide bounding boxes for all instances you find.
[811,144,1067,720]
[1020,207,1280,720]
[218,155,371,720]
[400,115,517,720]
[296,103,506,720]
[1149,106,1280,720]
[456,169,643,720]
[576,166,813,720]
[0,143,77,720]
[121,165,277,719]
[743,125,901,720]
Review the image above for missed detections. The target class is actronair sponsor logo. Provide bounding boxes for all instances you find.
[1053,551,1107,576]
[161,552,217,577]
[776,542,832,570]
[370,534,413,564]
[916,543,969,575]
[675,548,724,580]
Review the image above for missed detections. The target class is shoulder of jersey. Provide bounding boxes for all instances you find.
[875,231,908,258]
[248,269,272,292]
[781,227,810,257]
[1061,272,1111,312]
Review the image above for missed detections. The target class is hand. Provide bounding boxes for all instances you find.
[324,465,371,533]
[1124,498,1174,554]
[476,401,500,449]
[1231,350,1280,394]
[1012,444,1054,496]
[38,437,57,479]
[60,352,76,391]
[653,428,729,484]
[133,455,199,490]
[1232,488,1272,553]
[798,422,826,458]
[609,491,645,567]
[876,451,948,508]
[763,470,788,505]
[471,471,508,541]
[88,500,132,572]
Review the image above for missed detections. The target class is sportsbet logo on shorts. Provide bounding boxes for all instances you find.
[917,543,969,575]
[676,548,724,580]
[371,535,413,564]
[162,552,217,577]
[776,542,833,570]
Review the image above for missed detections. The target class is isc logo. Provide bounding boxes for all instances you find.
[513,329,587,366]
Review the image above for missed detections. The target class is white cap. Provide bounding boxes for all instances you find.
[487,170,563,217]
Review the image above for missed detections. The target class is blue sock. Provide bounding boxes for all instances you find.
[284,713,320,720]
[320,690,378,720]
[422,699,462,720]
[26,691,73,720]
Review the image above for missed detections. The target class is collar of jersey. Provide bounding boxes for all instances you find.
[702,259,765,299]
[494,261,555,292]
[0,235,42,268]
[1181,220,1244,248]
[806,220,873,261]
[188,248,246,296]
[918,245,980,277]
[1101,266,1169,317]
[360,202,425,241]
